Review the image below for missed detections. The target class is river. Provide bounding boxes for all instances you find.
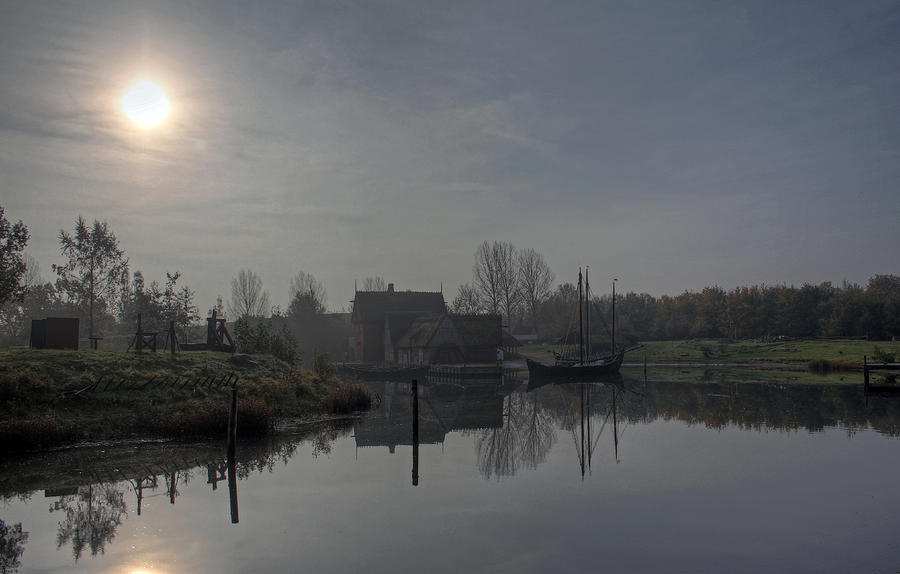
[1,368,899,573]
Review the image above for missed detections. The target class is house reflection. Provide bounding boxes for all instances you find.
[354,378,514,483]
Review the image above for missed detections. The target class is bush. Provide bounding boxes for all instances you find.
[152,398,271,437]
[872,345,896,363]
[314,351,336,379]
[233,318,298,363]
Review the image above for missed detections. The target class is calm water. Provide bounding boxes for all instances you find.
[2,370,900,573]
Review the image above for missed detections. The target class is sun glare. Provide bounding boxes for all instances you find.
[122,80,170,127]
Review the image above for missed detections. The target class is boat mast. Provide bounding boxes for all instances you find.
[611,278,617,355]
[578,268,584,364]
[585,266,591,359]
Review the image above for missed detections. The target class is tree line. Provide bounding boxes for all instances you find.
[452,240,899,343]
[2,206,897,351]
[0,208,351,361]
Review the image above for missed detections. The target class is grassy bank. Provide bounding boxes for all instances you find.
[520,338,900,367]
[0,349,369,453]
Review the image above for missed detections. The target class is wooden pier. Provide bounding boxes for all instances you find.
[863,356,900,394]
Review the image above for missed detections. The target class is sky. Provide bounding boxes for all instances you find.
[1,0,898,312]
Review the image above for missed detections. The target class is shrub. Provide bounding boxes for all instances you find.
[314,351,336,379]
[872,345,896,363]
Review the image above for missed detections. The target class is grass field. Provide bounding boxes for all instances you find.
[0,349,363,452]
[520,338,899,366]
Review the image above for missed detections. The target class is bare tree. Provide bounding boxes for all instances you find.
[229,269,270,319]
[361,276,386,291]
[518,248,555,332]
[54,217,129,340]
[289,271,327,310]
[451,282,482,314]
[473,240,519,322]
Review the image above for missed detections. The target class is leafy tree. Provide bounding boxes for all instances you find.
[53,217,128,340]
[229,269,270,319]
[0,206,29,308]
[176,285,199,342]
[233,317,298,362]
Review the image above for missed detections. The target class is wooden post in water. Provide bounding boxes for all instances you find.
[411,379,419,486]
[227,387,238,455]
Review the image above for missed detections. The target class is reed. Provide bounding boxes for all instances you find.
[328,383,372,414]
[808,358,858,374]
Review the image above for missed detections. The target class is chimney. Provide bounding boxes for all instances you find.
[387,283,394,293]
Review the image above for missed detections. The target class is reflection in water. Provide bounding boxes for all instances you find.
[0,423,352,565]
[2,374,899,572]
[473,392,556,480]
[51,484,126,560]
[0,519,28,573]
[227,450,239,524]
[355,378,516,482]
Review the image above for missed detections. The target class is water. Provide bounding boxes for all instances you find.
[2,370,900,573]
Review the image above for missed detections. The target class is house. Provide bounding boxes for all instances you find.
[351,284,446,363]
[395,313,503,365]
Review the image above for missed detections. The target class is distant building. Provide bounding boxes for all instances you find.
[350,283,510,364]
[351,283,446,363]
[393,313,504,366]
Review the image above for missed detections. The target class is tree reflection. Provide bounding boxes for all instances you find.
[51,484,126,560]
[474,392,556,480]
[0,520,28,574]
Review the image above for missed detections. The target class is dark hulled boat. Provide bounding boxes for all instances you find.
[527,266,624,382]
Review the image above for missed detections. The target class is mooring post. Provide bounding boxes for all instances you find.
[227,387,238,455]
[411,378,419,486]
[169,320,176,357]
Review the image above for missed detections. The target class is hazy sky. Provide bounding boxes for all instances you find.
[2,0,898,312]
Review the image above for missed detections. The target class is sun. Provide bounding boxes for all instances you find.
[122,80,170,127]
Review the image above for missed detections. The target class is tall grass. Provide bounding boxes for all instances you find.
[808,359,858,374]
[328,383,372,414]
[148,398,271,437]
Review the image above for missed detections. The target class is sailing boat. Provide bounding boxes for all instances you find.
[526,267,624,381]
